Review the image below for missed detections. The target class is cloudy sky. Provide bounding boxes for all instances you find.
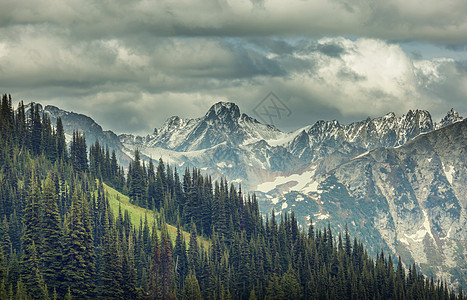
[1,0,466,134]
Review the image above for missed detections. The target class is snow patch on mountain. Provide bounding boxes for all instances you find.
[314,212,330,220]
[302,180,322,194]
[256,166,317,193]
[442,163,455,185]
[353,151,370,160]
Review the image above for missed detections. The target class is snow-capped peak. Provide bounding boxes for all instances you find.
[205,101,241,121]
[436,108,464,130]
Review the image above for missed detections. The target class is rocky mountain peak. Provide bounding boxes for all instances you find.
[436,108,464,130]
[44,105,61,115]
[401,109,433,131]
[162,116,183,128]
[205,101,241,122]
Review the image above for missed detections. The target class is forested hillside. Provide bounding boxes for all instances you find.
[0,94,464,299]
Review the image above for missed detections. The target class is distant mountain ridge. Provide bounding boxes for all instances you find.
[120,101,283,152]
[119,102,462,186]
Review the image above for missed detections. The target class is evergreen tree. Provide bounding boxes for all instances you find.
[56,117,67,161]
[281,264,300,300]
[128,149,146,207]
[22,242,46,300]
[70,131,88,174]
[182,270,202,300]
[28,103,42,156]
[174,221,188,294]
[154,158,167,210]
[100,214,123,298]
[62,188,95,298]
[121,230,137,299]
[22,172,43,270]
[160,217,176,299]
[41,174,63,294]
[148,225,162,299]
[188,222,200,275]
[147,159,156,210]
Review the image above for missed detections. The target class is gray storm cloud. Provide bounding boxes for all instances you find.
[0,0,466,134]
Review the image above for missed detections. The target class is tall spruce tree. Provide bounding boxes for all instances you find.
[63,188,95,298]
[22,172,42,268]
[56,117,67,161]
[148,225,162,299]
[160,217,176,299]
[128,149,146,207]
[23,242,46,300]
[182,270,202,300]
[41,173,63,294]
[100,222,123,299]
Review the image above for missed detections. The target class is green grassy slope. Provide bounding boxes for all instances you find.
[102,182,210,248]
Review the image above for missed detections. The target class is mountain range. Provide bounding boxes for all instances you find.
[40,101,466,288]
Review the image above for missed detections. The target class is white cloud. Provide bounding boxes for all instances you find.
[289,38,421,116]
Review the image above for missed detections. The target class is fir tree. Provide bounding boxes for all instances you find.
[188,222,200,275]
[100,215,123,298]
[22,172,43,269]
[62,188,95,298]
[120,230,137,299]
[56,117,67,161]
[160,217,176,299]
[41,174,63,294]
[148,225,162,299]
[22,242,46,300]
[182,270,202,300]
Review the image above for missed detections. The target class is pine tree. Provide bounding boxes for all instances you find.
[147,159,156,210]
[56,117,67,161]
[15,100,27,148]
[70,131,88,174]
[266,273,284,300]
[154,158,167,210]
[182,270,202,300]
[160,217,176,299]
[62,188,95,298]
[22,242,46,300]
[121,230,137,299]
[100,223,123,299]
[22,172,43,271]
[281,264,300,300]
[128,149,146,206]
[148,225,162,299]
[174,221,188,294]
[188,222,200,275]
[16,277,28,300]
[28,103,42,156]
[41,173,63,294]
